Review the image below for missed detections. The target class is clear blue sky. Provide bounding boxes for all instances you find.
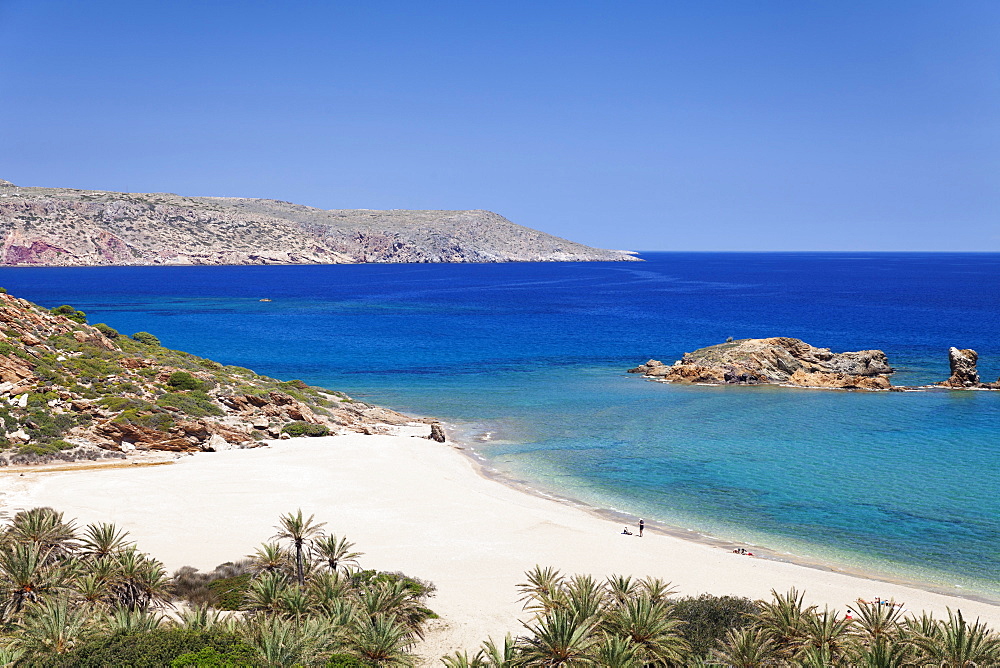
[1,1,997,251]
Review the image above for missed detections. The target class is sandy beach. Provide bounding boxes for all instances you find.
[3,430,1000,665]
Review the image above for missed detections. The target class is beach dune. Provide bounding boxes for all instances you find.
[3,431,999,664]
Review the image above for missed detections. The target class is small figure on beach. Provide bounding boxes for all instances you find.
[638,519,644,537]
[621,526,633,535]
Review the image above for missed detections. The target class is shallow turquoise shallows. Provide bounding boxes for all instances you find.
[4,253,999,595]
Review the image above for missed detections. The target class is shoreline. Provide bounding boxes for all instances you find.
[453,433,1000,608]
[5,429,1000,664]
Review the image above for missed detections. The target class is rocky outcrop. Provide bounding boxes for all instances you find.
[0,180,639,266]
[629,338,894,390]
[940,347,980,388]
[0,290,417,464]
[428,423,446,443]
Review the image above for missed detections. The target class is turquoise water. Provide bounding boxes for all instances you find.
[3,253,999,595]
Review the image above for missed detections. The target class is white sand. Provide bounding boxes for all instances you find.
[3,432,1000,665]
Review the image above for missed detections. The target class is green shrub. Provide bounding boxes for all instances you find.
[170,645,260,667]
[94,322,120,338]
[113,409,175,432]
[280,421,330,437]
[671,594,760,659]
[131,331,161,346]
[50,304,87,324]
[23,410,79,442]
[157,392,223,418]
[98,396,155,413]
[0,286,6,293]
[18,439,75,456]
[25,629,249,668]
[168,371,205,391]
[207,572,253,611]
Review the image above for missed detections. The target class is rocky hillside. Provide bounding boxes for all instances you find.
[0,179,638,266]
[0,289,421,466]
[629,337,895,390]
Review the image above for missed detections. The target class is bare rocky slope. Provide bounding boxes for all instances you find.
[0,289,425,465]
[0,179,638,266]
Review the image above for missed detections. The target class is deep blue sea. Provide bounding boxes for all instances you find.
[4,253,1000,596]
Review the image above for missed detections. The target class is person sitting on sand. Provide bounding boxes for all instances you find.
[622,526,633,535]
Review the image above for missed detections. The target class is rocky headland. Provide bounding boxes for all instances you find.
[629,337,894,390]
[0,179,638,266]
[0,288,436,466]
[630,338,1000,391]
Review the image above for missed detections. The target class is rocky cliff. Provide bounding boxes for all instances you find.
[0,289,422,465]
[0,179,638,266]
[629,337,894,390]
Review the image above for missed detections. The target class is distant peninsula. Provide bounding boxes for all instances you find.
[0,178,639,266]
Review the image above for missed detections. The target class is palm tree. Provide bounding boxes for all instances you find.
[913,608,1000,667]
[14,596,94,656]
[517,609,599,666]
[711,626,777,667]
[79,522,132,559]
[3,508,78,563]
[755,588,815,659]
[0,542,69,623]
[601,594,689,665]
[605,574,638,607]
[590,633,643,667]
[349,613,415,666]
[798,606,853,664]
[239,615,338,667]
[178,603,226,631]
[313,534,363,572]
[480,634,519,667]
[107,547,170,611]
[274,510,326,587]
[245,571,292,615]
[517,565,565,615]
[851,598,905,643]
[637,576,676,605]
[563,574,605,624]
[846,635,913,668]
[103,606,167,634]
[252,542,290,575]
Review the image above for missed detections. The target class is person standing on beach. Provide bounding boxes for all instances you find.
[638,519,644,537]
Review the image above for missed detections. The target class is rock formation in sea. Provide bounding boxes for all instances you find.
[0,289,425,465]
[937,347,1000,390]
[628,337,894,390]
[940,347,980,388]
[0,178,638,266]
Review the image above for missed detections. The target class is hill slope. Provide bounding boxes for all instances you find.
[0,180,638,266]
[0,290,415,465]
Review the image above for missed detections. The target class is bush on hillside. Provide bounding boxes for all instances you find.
[94,322,120,338]
[131,331,161,346]
[280,421,330,437]
[156,392,223,418]
[168,371,205,391]
[50,304,87,324]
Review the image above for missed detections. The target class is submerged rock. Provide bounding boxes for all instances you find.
[629,337,893,390]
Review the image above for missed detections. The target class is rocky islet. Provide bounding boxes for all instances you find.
[630,337,1000,391]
